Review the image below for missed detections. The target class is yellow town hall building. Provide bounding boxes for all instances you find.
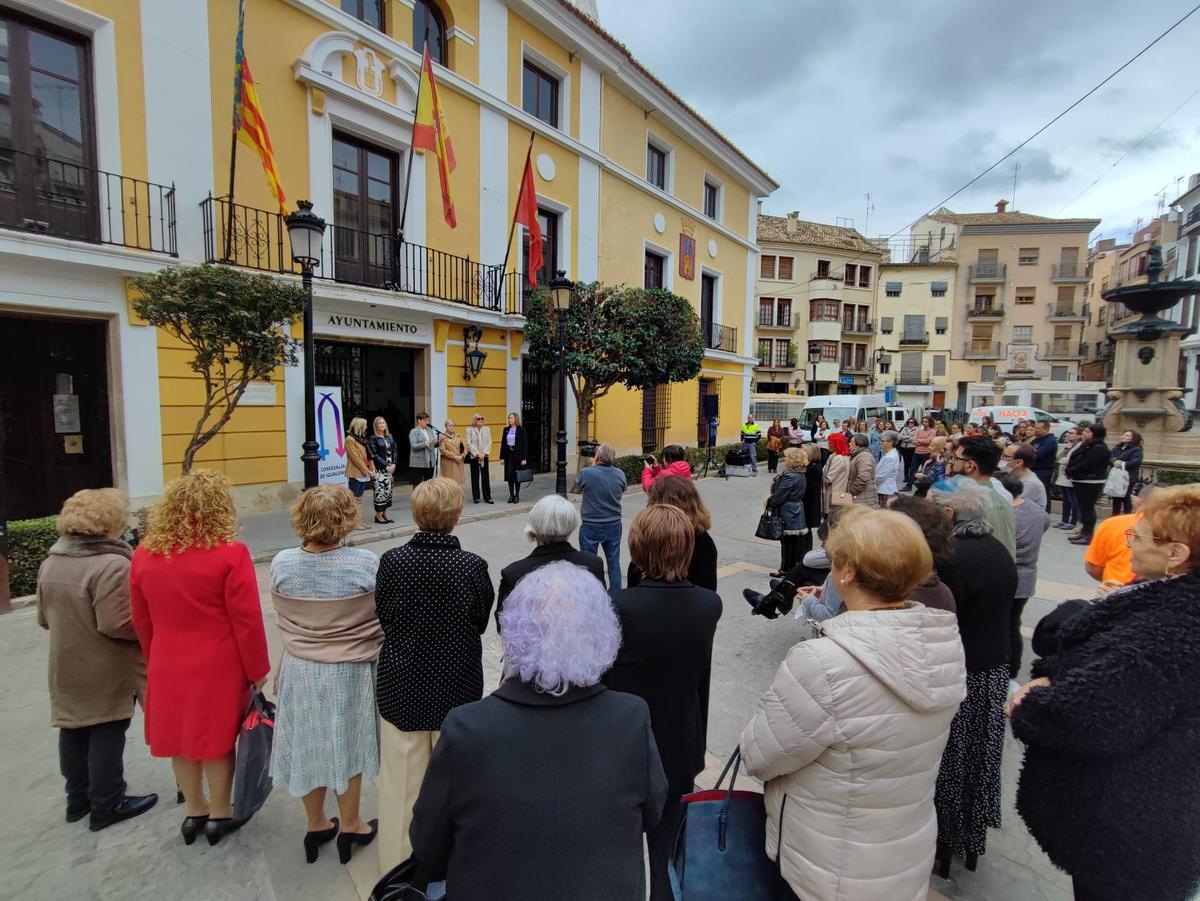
[0,0,777,517]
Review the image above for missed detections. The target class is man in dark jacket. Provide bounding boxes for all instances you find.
[410,563,666,901]
[1030,422,1058,513]
[496,495,605,628]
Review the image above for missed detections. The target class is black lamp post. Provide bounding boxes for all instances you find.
[869,347,895,392]
[549,270,573,496]
[285,200,327,490]
[806,343,821,397]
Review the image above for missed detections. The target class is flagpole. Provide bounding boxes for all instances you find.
[397,28,430,249]
[495,130,536,307]
[224,0,245,262]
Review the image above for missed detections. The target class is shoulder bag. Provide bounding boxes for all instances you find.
[670,749,785,900]
[755,504,784,541]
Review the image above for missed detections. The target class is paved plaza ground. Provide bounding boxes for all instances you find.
[0,475,1090,900]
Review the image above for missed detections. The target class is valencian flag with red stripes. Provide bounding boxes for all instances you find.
[412,46,457,228]
[232,0,287,212]
[513,147,542,287]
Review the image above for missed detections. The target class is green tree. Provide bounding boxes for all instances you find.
[130,263,307,474]
[523,282,705,446]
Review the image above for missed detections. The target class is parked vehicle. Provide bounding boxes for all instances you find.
[968,405,1076,438]
[796,394,891,431]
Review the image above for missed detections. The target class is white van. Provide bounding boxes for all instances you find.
[798,394,891,432]
[969,405,1076,438]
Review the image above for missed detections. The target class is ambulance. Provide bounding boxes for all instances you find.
[968,405,1077,439]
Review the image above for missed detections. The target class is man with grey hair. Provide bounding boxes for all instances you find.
[574,443,628,591]
[495,494,606,628]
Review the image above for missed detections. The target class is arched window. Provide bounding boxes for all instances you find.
[413,0,447,66]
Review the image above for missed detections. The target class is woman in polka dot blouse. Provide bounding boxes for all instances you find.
[373,477,495,871]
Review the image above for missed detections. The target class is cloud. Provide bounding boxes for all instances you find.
[600,0,1200,235]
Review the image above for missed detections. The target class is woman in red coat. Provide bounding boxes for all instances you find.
[130,469,270,846]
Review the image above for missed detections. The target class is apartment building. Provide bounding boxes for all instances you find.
[1079,238,1126,382]
[0,0,775,517]
[1169,174,1200,410]
[910,201,1100,410]
[876,258,956,413]
[753,211,882,397]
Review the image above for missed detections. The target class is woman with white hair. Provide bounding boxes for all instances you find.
[495,494,606,628]
[409,562,667,899]
[875,430,902,505]
[927,476,1018,879]
[438,419,466,485]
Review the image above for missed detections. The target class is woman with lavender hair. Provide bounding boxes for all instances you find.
[409,563,667,900]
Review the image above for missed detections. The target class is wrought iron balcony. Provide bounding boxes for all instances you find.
[1044,339,1087,360]
[842,318,874,334]
[201,195,521,313]
[966,305,1005,320]
[895,370,933,385]
[1051,262,1088,282]
[757,311,792,328]
[0,147,177,255]
[963,340,1002,359]
[968,262,1007,282]
[899,331,930,346]
[703,321,738,353]
[839,361,871,375]
[1047,302,1087,320]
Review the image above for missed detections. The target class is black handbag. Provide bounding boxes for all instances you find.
[515,467,534,486]
[755,507,784,541]
[670,749,784,900]
[232,692,275,824]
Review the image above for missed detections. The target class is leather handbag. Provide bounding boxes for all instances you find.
[515,467,535,486]
[670,749,784,900]
[755,507,784,541]
[369,856,446,900]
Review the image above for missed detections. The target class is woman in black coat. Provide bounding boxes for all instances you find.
[374,478,495,869]
[604,504,722,901]
[1010,484,1200,901]
[1109,428,1143,516]
[928,477,1018,878]
[367,416,399,523]
[499,412,528,503]
[767,447,808,576]
[410,562,666,901]
[495,494,605,628]
[627,475,718,591]
[1065,422,1110,545]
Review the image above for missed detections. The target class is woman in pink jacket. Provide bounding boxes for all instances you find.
[640,445,692,492]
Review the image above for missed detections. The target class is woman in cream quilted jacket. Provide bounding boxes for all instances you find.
[741,507,966,901]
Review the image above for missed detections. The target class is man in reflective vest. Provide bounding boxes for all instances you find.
[740,414,763,475]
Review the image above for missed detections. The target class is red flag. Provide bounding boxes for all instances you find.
[514,153,541,287]
[412,47,456,228]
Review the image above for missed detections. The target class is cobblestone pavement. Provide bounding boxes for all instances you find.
[1,476,1087,900]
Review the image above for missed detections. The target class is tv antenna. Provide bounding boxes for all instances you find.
[1011,162,1021,208]
[864,192,875,234]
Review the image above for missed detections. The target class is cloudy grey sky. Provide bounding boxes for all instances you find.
[600,0,1200,243]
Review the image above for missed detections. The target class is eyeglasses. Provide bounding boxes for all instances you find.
[1124,529,1172,548]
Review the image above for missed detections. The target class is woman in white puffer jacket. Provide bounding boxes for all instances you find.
[741,507,966,901]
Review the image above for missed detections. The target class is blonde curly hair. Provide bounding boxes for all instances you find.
[141,469,238,555]
[57,488,128,538]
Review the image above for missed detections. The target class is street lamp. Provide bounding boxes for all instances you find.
[807,343,821,397]
[286,199,327,490]
[549,269,573,496]
[869,347,895,392]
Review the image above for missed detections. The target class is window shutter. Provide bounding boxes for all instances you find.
[931,281,948,293]
[880,316,894,332]
[935,316,948,331]
[885,281,902,292]
[933,355,946,376]
[902,314,925,338]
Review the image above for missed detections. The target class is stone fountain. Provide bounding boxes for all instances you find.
[1101,243,1200,469]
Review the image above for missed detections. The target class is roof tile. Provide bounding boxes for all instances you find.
[756,214,881,255]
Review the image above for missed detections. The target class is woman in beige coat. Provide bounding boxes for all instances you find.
[846,433,880,508]
[439,419,466,484]
[741,508,966,901]
[36,488,157,831]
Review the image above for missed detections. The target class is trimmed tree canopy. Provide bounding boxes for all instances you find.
[130,263,306,474]
[523,282,705,443]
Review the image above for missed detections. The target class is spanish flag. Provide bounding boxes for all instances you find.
[232,0,287,212]
[412,46,457,229]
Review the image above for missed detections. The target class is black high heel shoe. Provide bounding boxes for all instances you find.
[336,819,378,864]
[203,817,241,846]
[181,815,208,846]
[304,817,339,864]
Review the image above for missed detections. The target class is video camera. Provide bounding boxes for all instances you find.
[578,439,600,459]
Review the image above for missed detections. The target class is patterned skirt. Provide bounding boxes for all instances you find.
[269,652,380,797]
[374,472,393,511]
[934,665,1008,858]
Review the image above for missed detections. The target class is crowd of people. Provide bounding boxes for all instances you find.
[31,408,1200,900]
